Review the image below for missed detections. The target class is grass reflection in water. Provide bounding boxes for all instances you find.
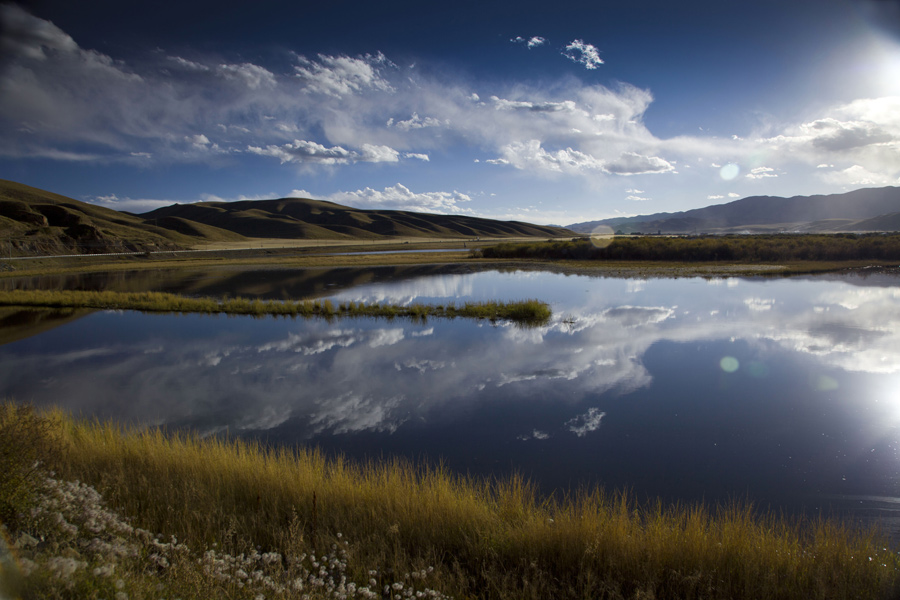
[0,289,551,326]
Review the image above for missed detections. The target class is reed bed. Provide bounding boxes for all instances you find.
[0,289,551,325]
[2,404,899,599]
[480,233,900,263]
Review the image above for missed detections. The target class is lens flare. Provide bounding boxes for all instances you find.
[590,225,615,248]
[720,356,739,373]
[720,164,740,181]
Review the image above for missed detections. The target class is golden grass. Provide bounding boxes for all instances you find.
[4,405,899,599]
[0,289,551,325]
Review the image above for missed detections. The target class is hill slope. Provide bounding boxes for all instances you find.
[568,187,900,234]
[139,197,573,240]
[0,180,573,257]
[0,180,191,255]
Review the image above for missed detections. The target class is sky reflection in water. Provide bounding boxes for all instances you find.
[2,269,900,529]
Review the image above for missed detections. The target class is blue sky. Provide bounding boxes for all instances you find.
[2,0,900,225]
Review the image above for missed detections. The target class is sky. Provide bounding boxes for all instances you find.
[2,0,900,225]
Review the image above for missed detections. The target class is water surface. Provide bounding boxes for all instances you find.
[2,267,900,534]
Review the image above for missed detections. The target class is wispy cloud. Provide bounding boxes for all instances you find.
[3,4,900,208]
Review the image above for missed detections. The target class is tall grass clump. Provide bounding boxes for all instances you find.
[2,404,899,599]
[0,290,551,326]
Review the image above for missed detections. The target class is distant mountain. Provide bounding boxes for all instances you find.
[0,180,572,256]
[567,187,900,234]
[139,197,572,240]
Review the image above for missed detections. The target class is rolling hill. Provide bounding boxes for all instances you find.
[568,187,900,234]
[0,180,190,256]
[138,197,572,240]
[0,180,572,256]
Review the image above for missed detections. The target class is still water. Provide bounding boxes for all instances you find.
[2,266,900,533]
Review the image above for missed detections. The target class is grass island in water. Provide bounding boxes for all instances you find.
[0,289,552,325]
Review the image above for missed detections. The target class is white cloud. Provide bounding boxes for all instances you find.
[216,63,276,89]
[626,188,644,194]
[563,40,604,69]
[491,140,604,173]
[566,408,606,437]
[605,152,676,175]
[404,152,430,161]
[290,183,473,214]
[490,96,577,112]
[746,166,777,179]
[511,36,546,49]
[247,140,399,164]
[387,113,446,130]
[728,193,740,198]
[820,164,900,186]
[626,195,650,201]
[708,194,725,200]
[293,52,393,97]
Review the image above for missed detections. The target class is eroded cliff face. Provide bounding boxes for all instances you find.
[1,199,180,257]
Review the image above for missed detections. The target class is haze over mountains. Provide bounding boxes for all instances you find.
[0,180,571,255]
[567,187,900,235]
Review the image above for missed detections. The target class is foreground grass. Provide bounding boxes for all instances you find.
[0,289,551,325]
[2,405,899,599]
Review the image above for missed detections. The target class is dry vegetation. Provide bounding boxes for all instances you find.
[479,234,900,263]
[0,290,551,326]
[1,404,899,599]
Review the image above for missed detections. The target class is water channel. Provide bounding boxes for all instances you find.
[2,265,900,537]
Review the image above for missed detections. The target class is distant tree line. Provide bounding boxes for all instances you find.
[478,233,900,262]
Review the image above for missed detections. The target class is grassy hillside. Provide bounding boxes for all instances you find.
[0,180,193,256]
[0,180,573,258]
[141,197,574,240]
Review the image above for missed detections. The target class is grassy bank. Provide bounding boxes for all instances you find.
[1,405,899,600]
[480,234,900,263]
[0,289,551,325]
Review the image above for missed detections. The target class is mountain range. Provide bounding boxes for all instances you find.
[0,180,571,255]
[4,180,900,258]
[567,187,900,234]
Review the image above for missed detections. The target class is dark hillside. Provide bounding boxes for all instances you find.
[569,187,900,234]
[141,197,573,239]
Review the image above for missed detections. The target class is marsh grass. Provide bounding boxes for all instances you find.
[2,405,899,599]
[0,290,551,326]
[480,234,900,263]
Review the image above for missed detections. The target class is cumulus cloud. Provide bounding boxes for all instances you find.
[820,164,900,186]
[745,166,777,179]
[386,113,446,130]
[5,3,900,201]
[563,39,604,69]
[604,152,676,175]
[289,183,473,213]
[512,36,547,49]
[247,140,399,164]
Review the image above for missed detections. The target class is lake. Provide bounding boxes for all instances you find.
[2,265,900,536]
